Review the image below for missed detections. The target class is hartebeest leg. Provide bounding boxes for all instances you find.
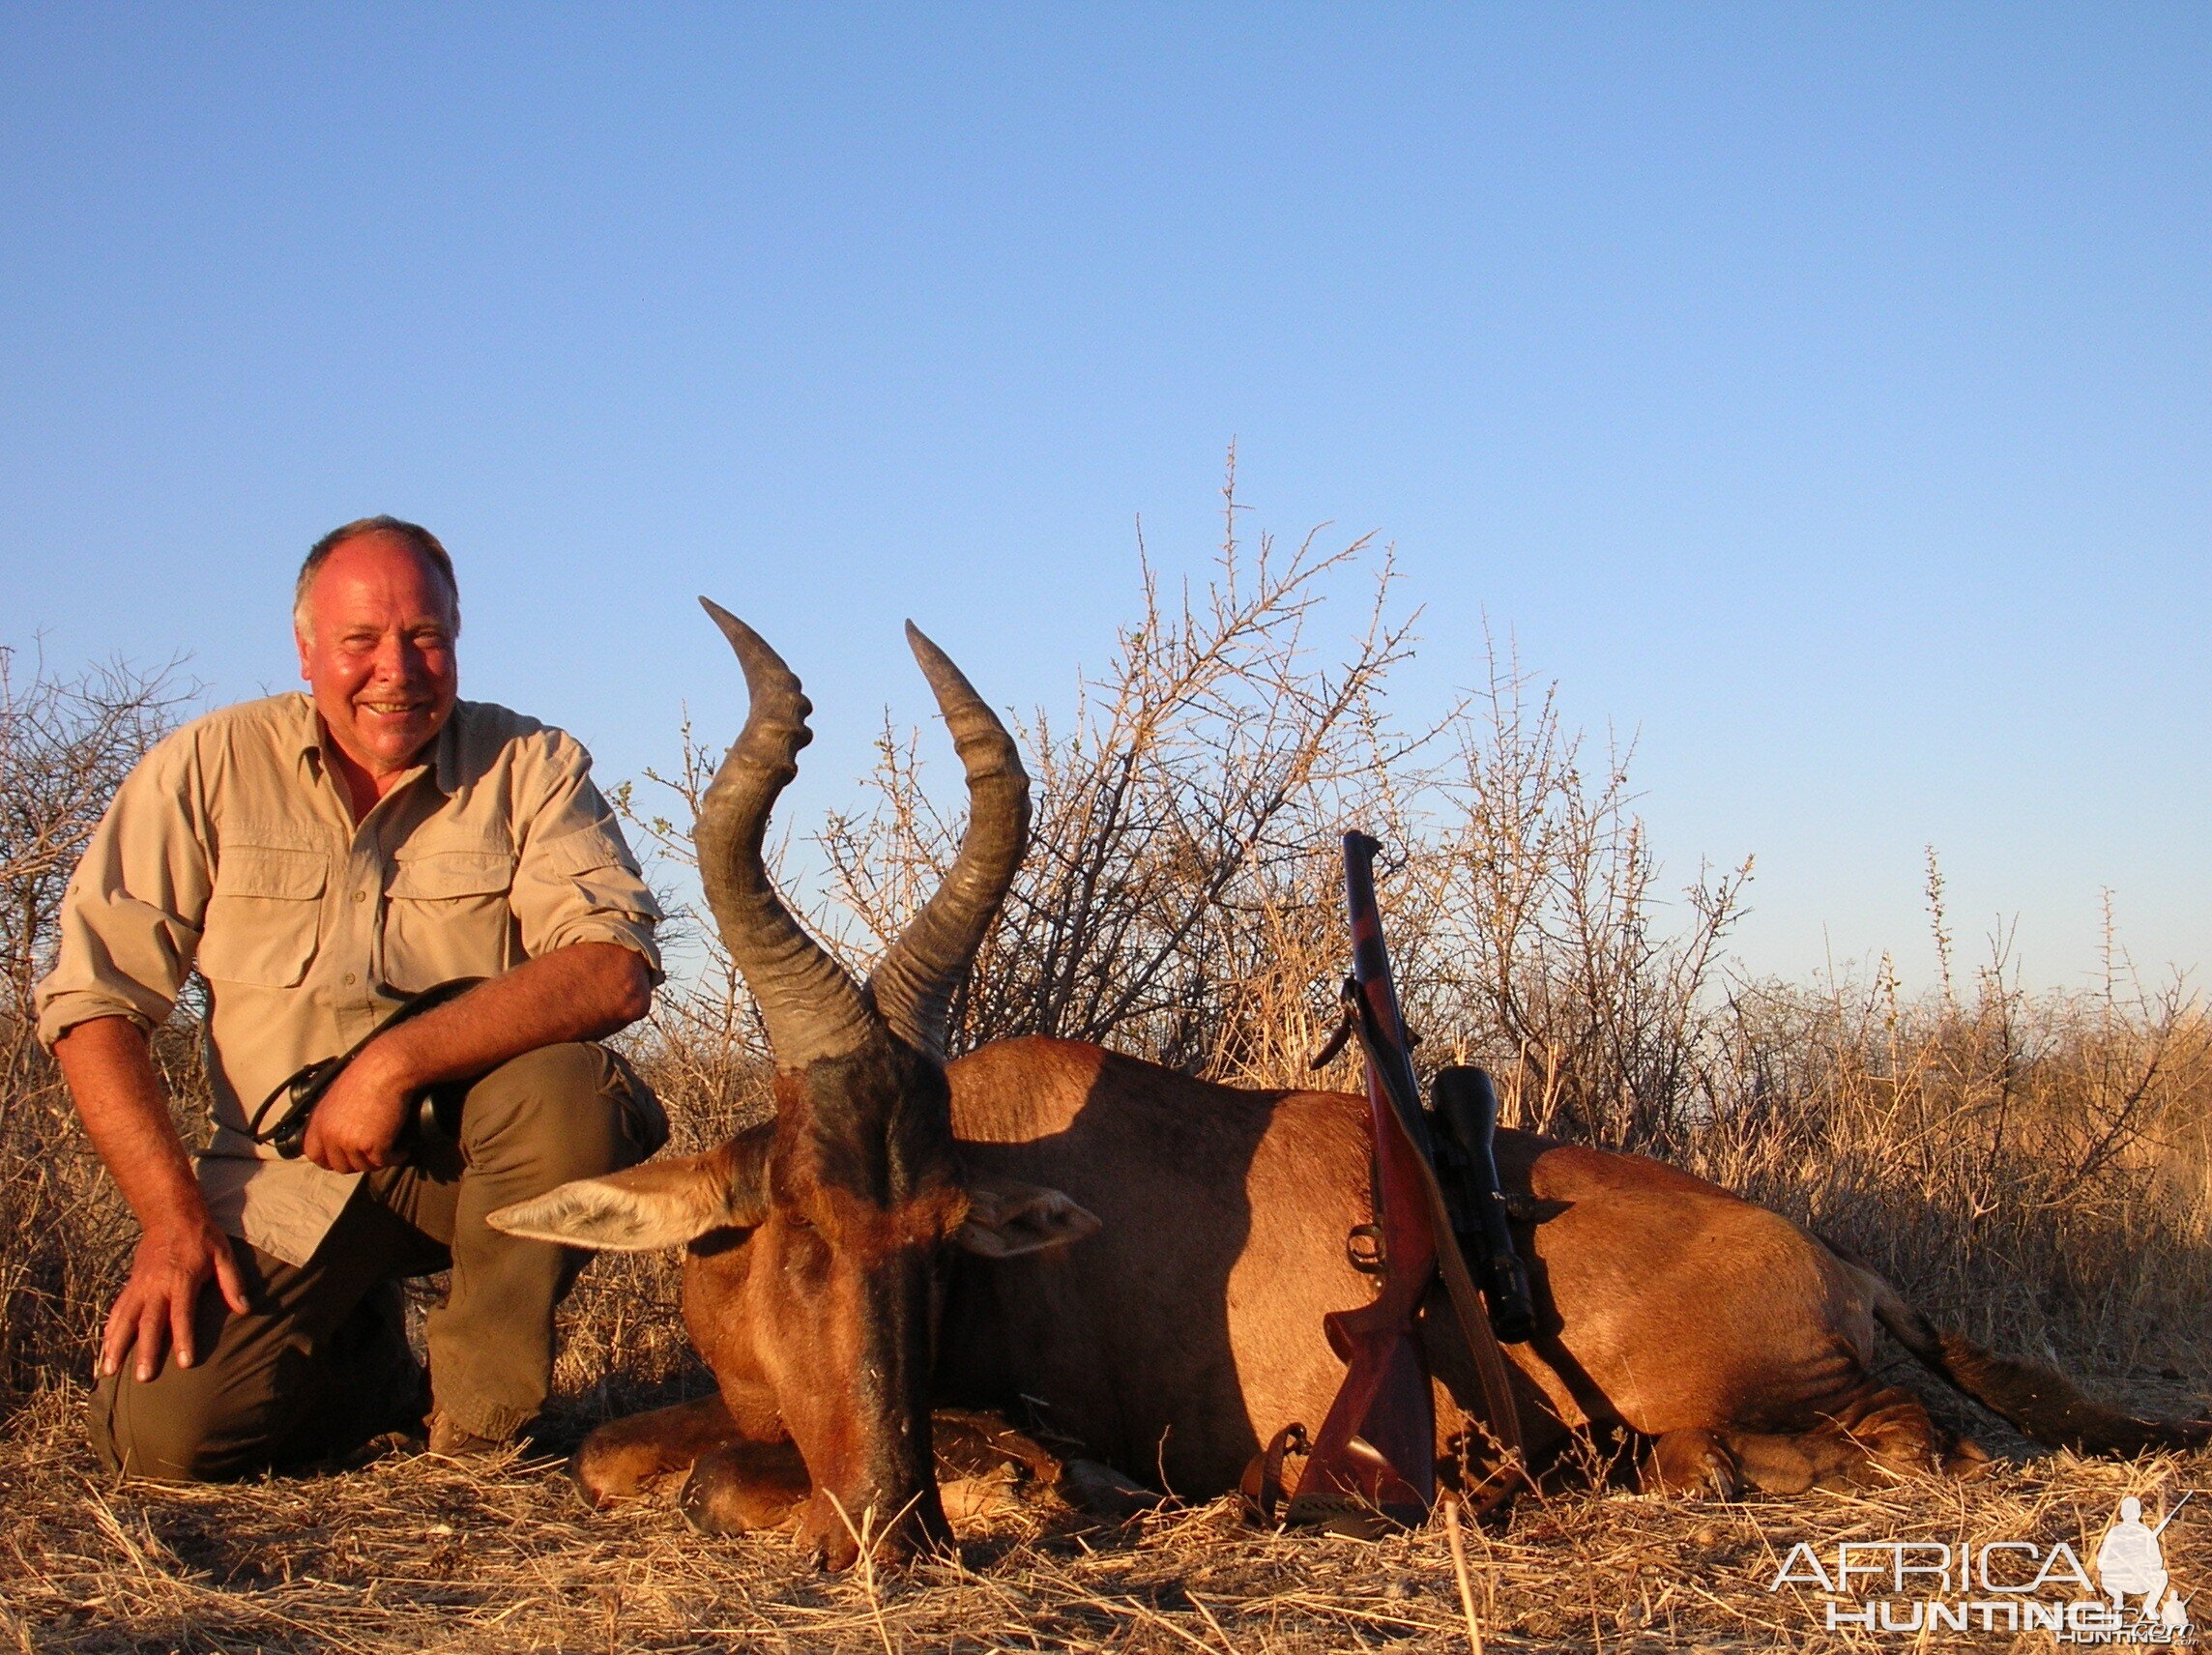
[1722,1384,1985,1495]
[578,1397,1125,1536]
[571,1394,745,1507]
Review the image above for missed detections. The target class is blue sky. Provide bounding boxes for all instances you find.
[4,6,2205,992]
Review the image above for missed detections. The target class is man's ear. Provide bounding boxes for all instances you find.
[489,1125,771,1251]
[954,1175,1102,1259]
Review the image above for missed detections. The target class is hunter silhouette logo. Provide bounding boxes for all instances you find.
[2098,1495,2192,1636]
[1767,1491,2197,1642]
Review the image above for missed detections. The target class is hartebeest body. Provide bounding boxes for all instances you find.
[495,615,2206,1567]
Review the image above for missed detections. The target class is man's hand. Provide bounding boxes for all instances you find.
[300,944,648,1172]
[300,1044,415,1173]
[102,1210,250,1381]
[55,1016,254,1383]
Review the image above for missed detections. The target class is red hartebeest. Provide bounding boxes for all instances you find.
[494,612,2208,1568]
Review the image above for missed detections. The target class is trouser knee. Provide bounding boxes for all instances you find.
[91,1371,213,1481]
[90,1341,306,1483]
[459,1042,663,1182]
[88,1278,422,1482]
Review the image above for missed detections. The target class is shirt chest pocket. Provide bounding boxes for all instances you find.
[382,849,517,989]
[199,846,329,989]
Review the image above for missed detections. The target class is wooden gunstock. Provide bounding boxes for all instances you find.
[1287,834,1439,1530]
[1284,833,1528,1533]
[1292,1102,1441,1524]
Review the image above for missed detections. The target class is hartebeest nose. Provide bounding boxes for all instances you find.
[799,1484,950,1571]
[787,1242,949,1569]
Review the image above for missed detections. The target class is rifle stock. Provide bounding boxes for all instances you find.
[1282,833,1527,1533]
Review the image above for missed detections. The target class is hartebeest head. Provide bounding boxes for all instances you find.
[492,604,1095,1566]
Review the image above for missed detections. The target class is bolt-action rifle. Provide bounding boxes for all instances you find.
[1268,833,1533,1532]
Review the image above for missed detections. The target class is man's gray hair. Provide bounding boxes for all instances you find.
[294,515,462,639]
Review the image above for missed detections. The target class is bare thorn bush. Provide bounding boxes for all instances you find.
[0,646,196,1402]
[818,454,1423,1079]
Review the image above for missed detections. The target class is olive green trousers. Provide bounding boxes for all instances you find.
[91,1042,664,1481]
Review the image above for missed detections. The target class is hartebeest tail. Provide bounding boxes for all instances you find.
[1843,1261,2212,1456]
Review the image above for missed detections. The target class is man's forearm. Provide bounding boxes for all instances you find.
[54,1017,208,1233]
[359,942,653,1094]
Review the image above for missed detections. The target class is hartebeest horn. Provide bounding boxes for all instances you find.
[866,622,1031,1060]
[694,599,875,1070]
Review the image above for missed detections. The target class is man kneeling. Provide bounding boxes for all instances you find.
[36,517,666,1477]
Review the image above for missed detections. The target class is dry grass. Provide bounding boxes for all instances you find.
[6,477,2211,1648]
[4,1380,2206,1653]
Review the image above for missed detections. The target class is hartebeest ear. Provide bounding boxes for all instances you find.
[487,1125,773,1251]
[955,1175,1102,1259]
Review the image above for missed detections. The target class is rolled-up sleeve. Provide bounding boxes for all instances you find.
[35,731,214,1046]
[509,735,663,979]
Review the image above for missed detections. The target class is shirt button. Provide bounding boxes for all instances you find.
[352,889,367,903]
[343,973,357,986]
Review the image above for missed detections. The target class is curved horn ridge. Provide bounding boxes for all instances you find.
[867,622,1032,1059]
[693,598,874,1069]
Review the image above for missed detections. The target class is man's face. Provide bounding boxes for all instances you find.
[295,531,460,777]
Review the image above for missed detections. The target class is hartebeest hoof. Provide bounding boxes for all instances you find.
[1816,1384,1952,1487]
[679,1439,812,1536]
[1942,1437,1994,1479]
[931,1408,1063,1486]
[932,1409,1063,1525]
[1641,1429,1744,1499]
[1725,1432,1818,1495]
[1057,1458,1165,1520]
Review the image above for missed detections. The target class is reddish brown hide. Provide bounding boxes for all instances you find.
[500,1034,2208,1554]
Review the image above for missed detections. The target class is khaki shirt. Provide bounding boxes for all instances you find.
[36,692,662,1265]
